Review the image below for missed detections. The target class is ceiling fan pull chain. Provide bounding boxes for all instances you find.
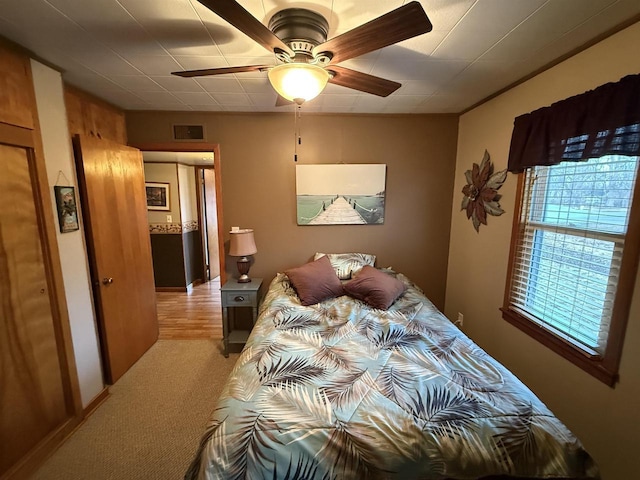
[294,105,298,162]
[298,106,302,147]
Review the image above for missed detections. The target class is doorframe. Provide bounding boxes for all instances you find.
[130,142,226,285]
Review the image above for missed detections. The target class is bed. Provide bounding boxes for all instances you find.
[186,255,599,480]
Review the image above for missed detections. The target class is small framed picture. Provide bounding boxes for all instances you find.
[54,186,80,233]
[145,182,170,211]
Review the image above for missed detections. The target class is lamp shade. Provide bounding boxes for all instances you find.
[268,63,330,103]
[229,229,257,257]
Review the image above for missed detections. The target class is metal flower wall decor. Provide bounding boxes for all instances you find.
[461,150,507,232]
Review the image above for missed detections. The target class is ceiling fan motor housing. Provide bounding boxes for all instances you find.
[268,8,329,61]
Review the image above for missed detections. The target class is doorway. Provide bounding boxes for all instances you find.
[133,143,225,288]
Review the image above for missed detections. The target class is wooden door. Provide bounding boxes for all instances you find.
[0,143,68,475]
[204,168,220,279]
[74,134,158,384]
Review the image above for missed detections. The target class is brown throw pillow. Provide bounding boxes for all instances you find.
[343,265,406,310]
[284,255,344,306]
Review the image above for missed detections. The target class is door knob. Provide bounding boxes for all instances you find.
[102,277,114,285]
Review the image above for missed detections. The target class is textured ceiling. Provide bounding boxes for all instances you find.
[2,0,639,114]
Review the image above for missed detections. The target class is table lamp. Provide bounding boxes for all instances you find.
[228,228,257,283]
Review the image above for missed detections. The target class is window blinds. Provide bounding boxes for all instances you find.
[509,155,638,354]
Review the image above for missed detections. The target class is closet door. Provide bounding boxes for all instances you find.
[0,143,68,475]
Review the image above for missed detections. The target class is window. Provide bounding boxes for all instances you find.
[503,75,640,386]
[503,153,640,385]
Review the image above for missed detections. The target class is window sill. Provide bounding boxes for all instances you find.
[500,307,617,387]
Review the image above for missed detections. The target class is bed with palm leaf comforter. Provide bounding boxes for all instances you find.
[186,271,599,480]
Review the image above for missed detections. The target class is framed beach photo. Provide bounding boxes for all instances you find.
[296,164,386,225]
[54,186,80,233]
[145,182,170,211]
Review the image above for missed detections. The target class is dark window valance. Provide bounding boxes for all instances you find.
[507,74,640,173]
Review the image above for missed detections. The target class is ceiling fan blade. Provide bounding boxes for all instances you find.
[172,65,269,78]
[197,0,293,56]
[328,66,400,97]
[313,1,432,65]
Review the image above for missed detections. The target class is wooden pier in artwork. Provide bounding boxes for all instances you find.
[308,197,366,225]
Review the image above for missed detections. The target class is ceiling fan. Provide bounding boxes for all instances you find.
[172,0,433,105]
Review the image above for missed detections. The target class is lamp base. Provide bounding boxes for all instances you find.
[236,256,252,283]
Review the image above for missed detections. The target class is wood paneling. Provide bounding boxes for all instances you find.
[150,233,187,288]
[64,86,127,144]
[74,135,158,384]
[183,229,203,285]
[0,43,34,129]
[0,122,34,148]
[63,86,85,139]
[149,230,203,288]
[0,42,82,480]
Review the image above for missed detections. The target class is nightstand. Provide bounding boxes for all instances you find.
[220,278,263,357]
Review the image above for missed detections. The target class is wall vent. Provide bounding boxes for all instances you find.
[173,124,204,140]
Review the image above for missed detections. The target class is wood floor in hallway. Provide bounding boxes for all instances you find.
[156,278,223,340]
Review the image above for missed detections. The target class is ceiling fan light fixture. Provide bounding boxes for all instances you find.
[268,63,330,104]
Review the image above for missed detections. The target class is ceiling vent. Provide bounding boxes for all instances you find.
[173,124,204,141]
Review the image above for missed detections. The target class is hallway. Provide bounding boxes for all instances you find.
[155,279,223,340]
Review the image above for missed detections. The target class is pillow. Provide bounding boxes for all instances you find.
[313,252,376,280]
[284,255,344,306]
[343,265,406,310]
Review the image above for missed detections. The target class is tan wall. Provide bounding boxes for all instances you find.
[143,163,181,224]
[31,60,103,408]
[446,21,640,480]
[127,113,459,308]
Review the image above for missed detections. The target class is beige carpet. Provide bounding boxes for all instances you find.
[32,340,239,480]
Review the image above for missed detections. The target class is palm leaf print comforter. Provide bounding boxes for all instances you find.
[186,272,599,480]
